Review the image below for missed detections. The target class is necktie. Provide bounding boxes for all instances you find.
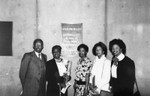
[113,57,119,66]
[38,53,41,59]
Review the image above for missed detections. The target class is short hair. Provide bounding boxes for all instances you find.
[92,42,107,56]
[109,39,126,55]
[52,45,62,53]
[77,44,89,52]
[33,39,43,46]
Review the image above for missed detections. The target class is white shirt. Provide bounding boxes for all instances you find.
[90,55,111,93]
[34,51,41,59]
[55,59,72,76]
[55,59,72,94]
[56,59,67,76]
[111,53,125,78]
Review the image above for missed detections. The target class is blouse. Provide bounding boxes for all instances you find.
[90,55,111,93]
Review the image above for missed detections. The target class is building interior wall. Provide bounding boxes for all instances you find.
[107,0,150,95]
[0,0,149,96]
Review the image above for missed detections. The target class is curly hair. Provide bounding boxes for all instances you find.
[92,42,107,56]
[77,44,89,52]
[109,39,126,55]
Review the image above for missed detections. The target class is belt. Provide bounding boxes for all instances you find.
[76,80,86,85]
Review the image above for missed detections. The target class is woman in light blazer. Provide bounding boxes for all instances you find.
[89,42,111,96]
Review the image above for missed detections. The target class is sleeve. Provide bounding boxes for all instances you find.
[88,60,93,73]
[19,53,31,88]
[46,62,49,81]
[55,71,64,83]
[119,59,135,85]
[98,59,111,91]
[127,60,135,84]
[45,55,47,61]
[89,74,94,84]
[43,54,47,63]
[89,60,95,84]
[46,61,65,84]
[89,68,94,84]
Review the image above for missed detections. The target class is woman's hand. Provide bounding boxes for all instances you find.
[63,73,71,82]
[73,80,77,89]
[89,88,99,95]
[89,83,99,95]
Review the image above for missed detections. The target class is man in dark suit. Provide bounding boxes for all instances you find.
[109,39,135,96]
[19,39,47,96]
[46,45,71,96]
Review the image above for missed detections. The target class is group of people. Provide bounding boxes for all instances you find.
[19,38,136,96]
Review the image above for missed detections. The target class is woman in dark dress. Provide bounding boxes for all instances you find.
[109,39,135,96]
[46,45,71,96]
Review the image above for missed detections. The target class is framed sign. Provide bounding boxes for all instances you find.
[61,23,82,57]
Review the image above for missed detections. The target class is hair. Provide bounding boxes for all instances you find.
[92,42,107,56]
[52,45,62,53]
[77,44,89,52]
[109,38,126,55]
[33,39,43,46]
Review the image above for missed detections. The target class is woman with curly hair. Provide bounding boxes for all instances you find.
[109,39,135,96]
[74,44,93,96]
[89,42,111,96]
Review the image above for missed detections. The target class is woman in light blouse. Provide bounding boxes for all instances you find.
[89,42,111,96]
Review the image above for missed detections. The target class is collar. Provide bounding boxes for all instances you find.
[34,51,41,57]
[79,57,90,63]
[55,58,63,63]
[95,55,106,61]
[80,57,88,61]
[117,53,125,61]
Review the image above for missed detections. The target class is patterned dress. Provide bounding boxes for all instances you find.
[75,57,93,96]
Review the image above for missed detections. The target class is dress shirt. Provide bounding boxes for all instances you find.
[111,53,125,78]
[90,55,111,93]
[35,51,41,59]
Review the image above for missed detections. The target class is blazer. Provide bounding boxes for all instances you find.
[19,51,47,96]
[46,58,68,96]
[110,56,135,96]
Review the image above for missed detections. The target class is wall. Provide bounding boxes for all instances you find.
[107,0,150,96]
[0,0,150,96]
[38,0,105,95]
[0,0,37,96]
[0,0,105,96]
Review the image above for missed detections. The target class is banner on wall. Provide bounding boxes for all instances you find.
[61,23,82,57]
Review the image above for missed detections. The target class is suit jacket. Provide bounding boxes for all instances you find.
[110,56,135,96]
[19,51,47,96]
[46,58,68,96]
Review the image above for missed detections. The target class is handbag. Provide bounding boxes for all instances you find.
[133,78,141,96]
